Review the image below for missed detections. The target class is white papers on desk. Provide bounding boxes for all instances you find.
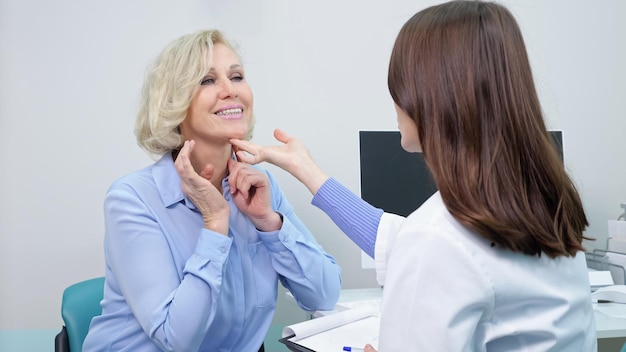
[281,306,380,351]
[589,271,614,291]
[594,302,626,320]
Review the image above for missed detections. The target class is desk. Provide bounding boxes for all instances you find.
[595,302,626,339]
[288,288,626,340]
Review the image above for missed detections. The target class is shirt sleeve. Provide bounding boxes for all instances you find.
[104,183,228,351]
[311,178,384,258]
[374,212,405,285]
[257,171,343,312]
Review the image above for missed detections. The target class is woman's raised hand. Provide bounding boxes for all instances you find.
[230,129,329,195]
[174,140,230,235]
[227,158,282,232]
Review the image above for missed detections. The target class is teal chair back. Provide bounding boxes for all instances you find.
[58,277,105,351]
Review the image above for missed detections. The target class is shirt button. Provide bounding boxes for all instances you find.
[220,247,227,254]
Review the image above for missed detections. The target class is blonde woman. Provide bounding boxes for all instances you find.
[82,29,341,352]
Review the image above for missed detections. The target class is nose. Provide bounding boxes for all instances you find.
[218,79,238,100]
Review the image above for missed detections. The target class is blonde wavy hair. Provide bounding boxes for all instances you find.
[135,29,254,157]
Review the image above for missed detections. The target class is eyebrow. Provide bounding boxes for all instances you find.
[207,64,243,73]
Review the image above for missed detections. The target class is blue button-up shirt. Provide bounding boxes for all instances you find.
[83,153,342,351]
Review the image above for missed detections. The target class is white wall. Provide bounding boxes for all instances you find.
[1,0,625,337]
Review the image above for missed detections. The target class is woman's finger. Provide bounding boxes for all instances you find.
[364,344,377,352]
[273,128,294,144]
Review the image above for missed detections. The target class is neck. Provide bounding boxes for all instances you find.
[187,141,233,191]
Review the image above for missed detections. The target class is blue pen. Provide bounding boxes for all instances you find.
[343,347,364,351]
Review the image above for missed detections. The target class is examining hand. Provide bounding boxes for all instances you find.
[227,158,282,232]
[174,140,230,234]
[364,344,377,352]
[230,129,329,195]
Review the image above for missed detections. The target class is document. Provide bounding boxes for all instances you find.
[279,306,380,352]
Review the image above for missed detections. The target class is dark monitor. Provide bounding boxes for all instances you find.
[359,130,563,217]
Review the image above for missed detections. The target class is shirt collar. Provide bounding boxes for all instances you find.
[152,152,192,209]
[151,152,235,210]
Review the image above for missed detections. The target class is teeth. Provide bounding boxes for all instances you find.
[216,108,242,116]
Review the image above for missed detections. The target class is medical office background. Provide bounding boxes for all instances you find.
[1,0,625,351]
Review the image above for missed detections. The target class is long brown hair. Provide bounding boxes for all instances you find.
[387,0,589,258]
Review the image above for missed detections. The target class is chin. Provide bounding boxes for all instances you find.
[401,140,421,153]
[229,128,251,141]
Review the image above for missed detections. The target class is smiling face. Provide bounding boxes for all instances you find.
[180,43,254,147]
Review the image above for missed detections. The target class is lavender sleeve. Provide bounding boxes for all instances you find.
[311,178,383,258]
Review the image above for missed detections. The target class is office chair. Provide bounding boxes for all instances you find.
[53,276,266,351]
[54,277,105,352]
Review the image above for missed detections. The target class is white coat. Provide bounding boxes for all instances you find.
[374,192,597,351]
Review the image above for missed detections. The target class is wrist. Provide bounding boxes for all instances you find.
[299,166,329,195]
[253,212,283,232]
[203,214,230,236]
